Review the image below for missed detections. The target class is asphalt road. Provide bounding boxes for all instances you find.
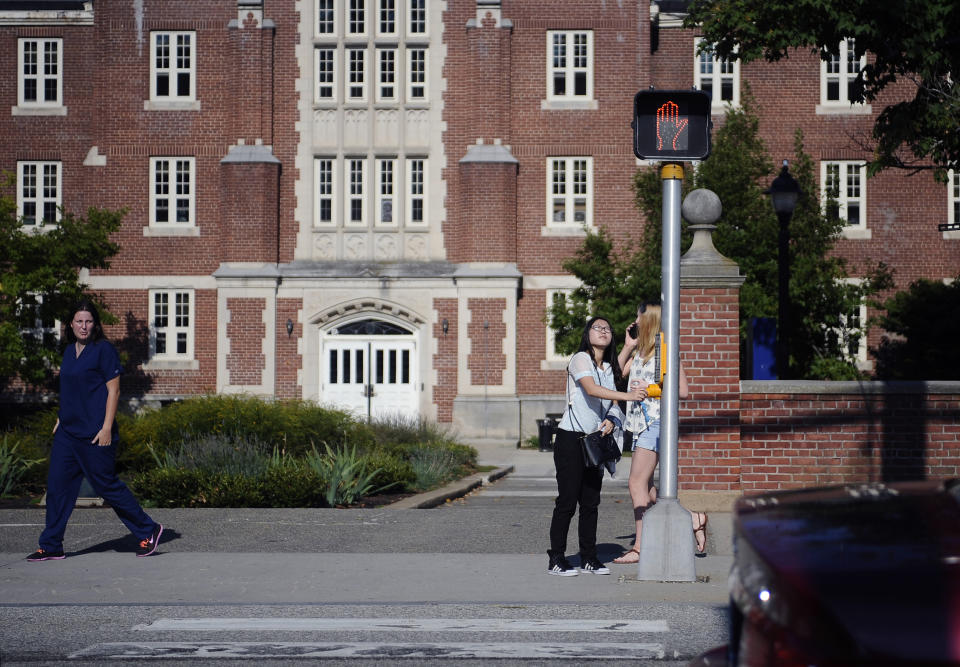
[0,441,733,665]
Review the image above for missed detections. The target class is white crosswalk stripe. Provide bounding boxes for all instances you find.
[134,617,669,633]
[71,640,668,660]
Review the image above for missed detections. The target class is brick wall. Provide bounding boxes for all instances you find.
[276,297,302,399]
[432,298,458,422]
[467,298,506,386]
[226,297,266,385]
[738,386,960,493]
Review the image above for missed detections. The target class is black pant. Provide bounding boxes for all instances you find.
[548,428,603,559]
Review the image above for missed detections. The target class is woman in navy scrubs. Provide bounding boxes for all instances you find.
[27,300,163,561]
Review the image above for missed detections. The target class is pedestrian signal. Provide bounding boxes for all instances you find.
[632,90,712,160]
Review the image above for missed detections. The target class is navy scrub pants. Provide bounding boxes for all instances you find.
[548,428,603,560]
[39,428,157,551]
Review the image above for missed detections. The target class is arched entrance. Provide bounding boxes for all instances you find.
[320,317,418,420]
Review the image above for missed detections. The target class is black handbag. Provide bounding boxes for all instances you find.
[567,360,622,469]
[581,429,621,468]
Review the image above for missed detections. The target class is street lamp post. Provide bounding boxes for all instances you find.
[765,160,801,380]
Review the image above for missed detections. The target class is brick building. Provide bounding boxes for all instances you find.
[2,0,958,444]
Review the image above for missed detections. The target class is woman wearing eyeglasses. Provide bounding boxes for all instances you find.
[612,302,707,565]
[547,316,646,577]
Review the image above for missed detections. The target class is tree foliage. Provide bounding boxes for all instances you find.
[872,277,960,380]
[0,175,124,391]
[685,0,960,177]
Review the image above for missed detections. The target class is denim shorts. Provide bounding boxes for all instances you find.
[630,421,660,453]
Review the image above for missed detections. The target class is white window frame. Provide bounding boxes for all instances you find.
[546,157,593,229]
[829,279,870,369]
[150,157,196,227]
[545,288,574,363]
[821,38,865,106]
[314,157,337,226]
[375,48,397,102]
[315,47,338,102]
[546,31,593,102]
[21,293,61,344]
[407,0,427,36]
[946,170,960,239]
[149,289,194,361]
[345,158,367,227]
[316,0,338,37]
[18,38,62,108]
[346,48,368,102]
[150,31,196,102]
[821,160,869,238]
[406,47,427,102]
[375,158,396,227]
[376,0,397,37]
[694,38,739,112]
[405,157,426,227]
[17,161,61,227]
[347,0,367,37]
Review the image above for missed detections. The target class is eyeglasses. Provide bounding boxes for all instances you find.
[591,325,612,334]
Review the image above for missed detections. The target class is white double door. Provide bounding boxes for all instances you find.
[322,337,418,421]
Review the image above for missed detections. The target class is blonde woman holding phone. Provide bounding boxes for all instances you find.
[612,302,707,564]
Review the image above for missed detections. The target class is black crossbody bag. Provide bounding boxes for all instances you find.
[567,362,621,468]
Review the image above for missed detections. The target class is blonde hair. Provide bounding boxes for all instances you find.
[636,303,662,363]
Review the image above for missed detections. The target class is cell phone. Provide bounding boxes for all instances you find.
[628,323,638,338]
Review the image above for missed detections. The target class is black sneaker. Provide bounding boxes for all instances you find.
[547,554,579,576]
[580,556,611,575]
[136,524,163,557]
[26,548,65,562]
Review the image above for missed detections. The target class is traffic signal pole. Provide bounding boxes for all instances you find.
[635,163,697,582]
[631,90,710,582]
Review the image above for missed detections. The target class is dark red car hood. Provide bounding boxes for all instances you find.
[734,480,960,663]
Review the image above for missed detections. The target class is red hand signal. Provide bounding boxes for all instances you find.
[656,101,689,150]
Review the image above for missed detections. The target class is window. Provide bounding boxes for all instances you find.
[694,38,739,111]
[315,48,337,101]
[17,161,60,226]
[18,38,62,107]
[315,158,336,226]
[377,0,396,35]
[347,48,367,101]
[151,32,195,102]
[376,158,395,226]
[20,293,60,344]
[406,158,425,226]
[376,48,396,101]
[150,157,196,226]
[317,0,336,35]
[407,48,426,101]
[822,161,866,230]
[408,0,426,35]
[547,31,593,101]
[949,170,960,229]
[150,290,193,360]
[821,38,865,105]
[346,158,367,226]
[545,289,574,362]
[547,157,592,228]
[348,0,366,36]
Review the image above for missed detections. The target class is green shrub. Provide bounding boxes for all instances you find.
[131,468,267,508]
[304,444,396,506]
[362,449,416,492]
[0,434,44,497]
[122,395,376,459]
[261,457,328,507]
[152,432,274,477]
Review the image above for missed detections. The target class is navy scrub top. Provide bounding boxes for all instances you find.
[58,339,123,442]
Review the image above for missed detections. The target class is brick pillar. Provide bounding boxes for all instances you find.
[679,222,745,501]
[219,148,281,264]
[455,148,518,263]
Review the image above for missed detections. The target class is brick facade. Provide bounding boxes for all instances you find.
[2,1,958,489]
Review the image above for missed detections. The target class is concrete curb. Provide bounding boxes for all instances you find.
[385,465,515,509]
